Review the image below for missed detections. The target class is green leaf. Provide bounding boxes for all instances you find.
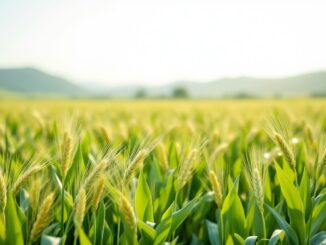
[311,194,326,235]
[299,168,311,221]
[206,220,221,245]
[275,163,305,244]
[135,171,154,222]
[252,202,266,239]
[268,229,285,245]
[233,233,244,244]
[0,217,5,243]
[265,204,298,245]
[158,170,175,213]
[221,176,240,216]
[138,220,156,244]
[5,193,24,245]
[95,201,106,245]
[170,197,199,232]
[79,228,92,245]
[154,203,173,245]
[221,176,246,238]
[311,231,326,245]
[40,235,62,245]
[244,236,258,245]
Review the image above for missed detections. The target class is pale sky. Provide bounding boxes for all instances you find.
[1,0,326,85]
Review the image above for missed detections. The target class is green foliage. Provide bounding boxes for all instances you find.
[0,99,325,244]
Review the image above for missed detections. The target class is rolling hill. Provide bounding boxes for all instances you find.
[102,71,326,98]
[0,68,85,97]
[0,67,326,98]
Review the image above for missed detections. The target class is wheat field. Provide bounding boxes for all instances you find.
[0,99,326,245]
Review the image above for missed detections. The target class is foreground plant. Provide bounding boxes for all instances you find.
[0,101,325,245]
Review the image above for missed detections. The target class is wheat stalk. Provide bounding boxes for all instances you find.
[0,170,6,214]
[92,176,106,211]
[28,178,42,212]
[157,143,169,172]
[120,194,137,233]
[83,161,107,189]
[30,193,55,242]
[243,149,265,212]
[209,143,228,164]
[178,149,197,188]
[208,170,223,208]
[73,187,86,228]
[124,150,145,184]
[61,131,73,177]
[252,168,264,212]
[100,126,110,143]
[274,133,296,168]
[12,165,43,194]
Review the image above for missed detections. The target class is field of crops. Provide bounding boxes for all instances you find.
[0,99,326,245]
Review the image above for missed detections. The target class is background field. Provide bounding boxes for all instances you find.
[1,99,326,244]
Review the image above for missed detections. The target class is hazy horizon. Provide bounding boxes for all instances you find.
[1,0,326,86]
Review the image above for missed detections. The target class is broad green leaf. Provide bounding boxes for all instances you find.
[311,201,326,235]
[206,220,221,245]
[252,201,266,239]
[275,163,305,244]
[41,235,62,245]
[138,220,156,244]
[154,203,173,245]
[158,170,175,212]
[0,217,5,243]
[311,231,326,245]
[135,171,154,222]
[233,233,244,244]
[5,193,24,245]
[79,228,92,245]
[244,236,258,245]
[268,229,285,245]
[221,176,246,238]
[170,196,199,232]
[299,168,311,220]
[95,201,106,245]
[265,204,298,245]
[191,234,200,245]
[221,176,240,215]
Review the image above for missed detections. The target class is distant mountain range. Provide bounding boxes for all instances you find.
[0,67,326,98]
[0,68,85,97]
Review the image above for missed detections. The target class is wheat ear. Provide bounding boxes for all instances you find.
[157,143,169,172]
[61,131,73,177]
[0,170,6,214]
[83,161,107,189]
[274,133,296,168]
[252,168,264,212]
[12,165,43,194]
[120,194,137,233]
[73,187,86,228]
[124,150,145,184]
[92,176,106,211]
[100,126,110,143]
[178,149,198,188]
[30,193,55,242]
[208,170,223,208]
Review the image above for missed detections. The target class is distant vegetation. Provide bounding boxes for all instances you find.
[172,87,189,98]
[134,87,189,99]
[1,67,326,98]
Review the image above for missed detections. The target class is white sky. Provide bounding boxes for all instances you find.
[0,0,326,85]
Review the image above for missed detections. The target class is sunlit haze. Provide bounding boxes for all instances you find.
[1,0,326,85]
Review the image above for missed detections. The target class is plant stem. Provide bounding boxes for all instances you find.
[61,175,65,235]
[93,210,97,245]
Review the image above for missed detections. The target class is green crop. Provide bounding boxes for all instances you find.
[0,99,326,244]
